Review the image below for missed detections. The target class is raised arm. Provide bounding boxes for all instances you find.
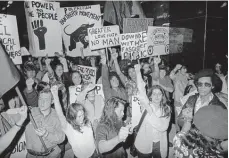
[111,51,127,86]
[50,85,67,129]
[45,57,54,75]
[75,84,96,104]
[134,64,153,115]
[59,56,69,73]
[169,64,182,80]
[151,56,161,80]
[0,106,28,155]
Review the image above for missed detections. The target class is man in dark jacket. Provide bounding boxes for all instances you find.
[177,69,227,132]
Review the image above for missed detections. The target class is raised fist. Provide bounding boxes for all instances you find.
[32,19,47,50]
[118,126,129,142]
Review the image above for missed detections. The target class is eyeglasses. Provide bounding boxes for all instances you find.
[196,82,212,88]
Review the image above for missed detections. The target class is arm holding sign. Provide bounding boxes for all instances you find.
[135,64,153,115]
[0,106,28,155]
[112,52,127,86]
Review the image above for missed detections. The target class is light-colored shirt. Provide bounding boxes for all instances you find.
[194,93,214,113]
[25,108,65,152]
[63,122,95,158]
[172,73,188,102]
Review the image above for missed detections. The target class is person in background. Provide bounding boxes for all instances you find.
[100,50,128,103]
[170,64,189,132]
[25,89,65,158]
[177,69,227,133]
[36,57,48,81]
[215,63,227,94]
[51,85,97,158]
[135,64,171,158]
[45,56,69,112]
[96,97,130,158]
[174,105,228,158]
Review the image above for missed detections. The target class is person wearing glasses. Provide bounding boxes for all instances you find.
[177,69,227,133]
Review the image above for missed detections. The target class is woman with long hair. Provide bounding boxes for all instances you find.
[96,97,130,158]
[51,85,96,158]
[134,64,171,158]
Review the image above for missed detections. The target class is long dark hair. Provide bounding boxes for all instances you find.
[66,103,89,132]
[100,97,126,132]
[50,58,64,82]
[147,85,171,117]
[69,71,83,86]
[182,124,223,157]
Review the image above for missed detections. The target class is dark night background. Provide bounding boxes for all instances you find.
[0,1,227,74]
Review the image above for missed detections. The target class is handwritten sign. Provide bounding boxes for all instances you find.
[147,26,169,56]
[0,14,22,64]
[24,1,62,57]
[10,132,27,158]
[88,25,120,50]
[57,5,102,57]
[120,31,148,60]
[123,18,154,33]
[95,84,104,98]
[75,65,96,84]
[69,85,82,104]
[131,95,142,128]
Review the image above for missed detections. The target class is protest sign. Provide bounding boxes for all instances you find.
[75,65,96,84]
[120,31,148,60]
[0,14,22,64]
[131,95,142,128]
[123,18,154,33]
[169,27,193,43]
[95,84,104,98]
[69,85,82,104]
[10,132,27,158]
[169,32,184,54]
[24,1,62,57]
[88,25,120,50]
[147,26,169,56]
[57,5,102,57]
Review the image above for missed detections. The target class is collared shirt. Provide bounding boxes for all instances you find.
[25,107,65,152]
[194,93,214,113]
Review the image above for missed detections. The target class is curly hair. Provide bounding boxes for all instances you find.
[66,103,89,132]
[147,85,171,117]
[182,124,223,157]
[99,97,126,132]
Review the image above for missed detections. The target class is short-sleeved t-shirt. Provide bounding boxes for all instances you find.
[96,123,126,158]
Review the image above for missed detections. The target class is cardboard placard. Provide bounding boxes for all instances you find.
[95,84,104,99]
[0,14,22,64]
[75,65,96,84]
[147,26,169,56]
[123,18,154,33]
[69,85,82,104]
[57,5,102,57]
[120,31,148,60]
[10,132,27,158]
[88,25,120,50]
[131,95,142,128]
[24,1,63,57]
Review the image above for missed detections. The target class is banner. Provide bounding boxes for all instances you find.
[0,14,22,64]
[131,95,142,128]
[88,25,120,50]
[75,65,96,84]
[57,5,102,57]
[24,1,62,57]
[10,132,27,158]
[120,31,148,60]
[123,18,154,33]
[147,26,169,56]
[69,85,82,104]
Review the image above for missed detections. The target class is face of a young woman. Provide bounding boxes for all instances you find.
[128,68,136,81]
[115,102,125,121]
[26,70,36,79]
[72,72,82,86]
[150,88,163,105]
[55,65,63,77]
[110,76,119,88]
[76,110,85,126]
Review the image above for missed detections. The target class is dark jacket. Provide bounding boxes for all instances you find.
[177,93,226,128]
